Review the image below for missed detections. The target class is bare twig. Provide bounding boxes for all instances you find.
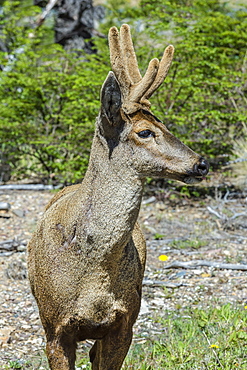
[223,189,230,202]
[207,206,225,220]
[0,239,15,247]
[207,206,247,222]
[36,0,59,28]
[202,331,224,369]
[230,96,239,112]
[91,29,107,39]
[229,212,246,221]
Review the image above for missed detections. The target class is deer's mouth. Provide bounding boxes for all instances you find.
[166,173,206,185]
[183,175,205,185]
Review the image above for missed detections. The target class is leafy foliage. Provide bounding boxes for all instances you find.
[0,0,247,183]
[0,1,109,183]
[131,0,247,163]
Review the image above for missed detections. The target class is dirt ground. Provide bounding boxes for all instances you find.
[0,183,246,368]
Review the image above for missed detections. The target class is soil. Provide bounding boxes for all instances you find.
[0,185,246,368]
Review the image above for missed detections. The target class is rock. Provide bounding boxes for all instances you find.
[139,299,149,315]
[142,196,156,205]
[5,261,27,280]
[12,209,25,218]
[0,326,15,346]
[17,245,26,252]
[0,202,11,211]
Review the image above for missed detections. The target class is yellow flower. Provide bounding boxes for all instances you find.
[158,254,169,262]
[244,306,247,310]
[201,273,210,278]
[210,344,219,348]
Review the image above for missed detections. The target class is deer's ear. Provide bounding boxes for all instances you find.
[100,71,123,126]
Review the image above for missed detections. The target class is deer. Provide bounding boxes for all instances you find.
[28,24,209,370]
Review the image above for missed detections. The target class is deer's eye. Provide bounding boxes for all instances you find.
[137,130,155,138]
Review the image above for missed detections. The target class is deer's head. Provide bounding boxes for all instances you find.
[97,24,209,184]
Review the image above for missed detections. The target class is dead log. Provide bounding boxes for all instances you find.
[0,239,27,252]
[0,184,56,190]
[163,260,247,271]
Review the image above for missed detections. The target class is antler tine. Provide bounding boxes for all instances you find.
[119,24,160,105]
[109,26,131,95]
[144,45,174,100]
[120,24,142,84]
[108,24,171,114]
[130,58,159,104]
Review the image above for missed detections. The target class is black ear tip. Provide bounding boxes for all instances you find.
[100,70,122,113]
[101,71,119,96]
[107,71,116,80]
[100,67,124,130]
[104,71,115,84]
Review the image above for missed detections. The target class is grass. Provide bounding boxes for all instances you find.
[169,238,208,249]
[5,304,247,369]
[122,304,247,370]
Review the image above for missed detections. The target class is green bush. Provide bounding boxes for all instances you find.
[0,0,246,183]
[132,0,247,163]
[0,1,109,183]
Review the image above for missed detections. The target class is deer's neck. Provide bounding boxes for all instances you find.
[77,133,144,259]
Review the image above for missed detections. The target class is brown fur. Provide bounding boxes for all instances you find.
[28,25,208,370]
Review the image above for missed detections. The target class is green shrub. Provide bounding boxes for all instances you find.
[0,1,109,183]
[132,0,247,163]
[1,0,246,183]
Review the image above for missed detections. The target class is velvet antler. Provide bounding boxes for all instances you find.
[108,24,174,114]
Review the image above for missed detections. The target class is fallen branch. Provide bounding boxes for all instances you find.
[0,184,58,190]
[207,206,246,223]
[163,260,247,271]
[0,240,18,251]
[207,206,225,220]
[142,279,184,288]
[0,239,27,252]
[229,212,246,221]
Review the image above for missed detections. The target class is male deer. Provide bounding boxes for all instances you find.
[28,24,209,370]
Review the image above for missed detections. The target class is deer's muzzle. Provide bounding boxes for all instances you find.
[184,157,209,184]
[193,158,209,177]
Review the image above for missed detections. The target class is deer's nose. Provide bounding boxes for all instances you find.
[193,158,209,177]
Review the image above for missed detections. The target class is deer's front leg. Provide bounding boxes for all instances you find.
[46,333,77,370]
[89,317,133,370]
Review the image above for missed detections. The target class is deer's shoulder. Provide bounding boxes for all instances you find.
[45,184,81,211]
